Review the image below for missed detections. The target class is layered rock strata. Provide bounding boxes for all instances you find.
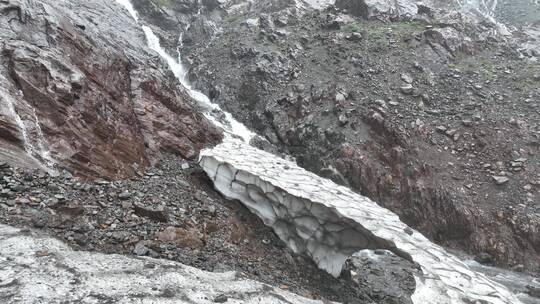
[0,0,221,178]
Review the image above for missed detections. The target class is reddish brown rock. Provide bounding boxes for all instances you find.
[0,0,222,178]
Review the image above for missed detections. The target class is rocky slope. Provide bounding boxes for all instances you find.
[146,0,540,273]
[0,0,221,178]
[0,157,420,303]
[0,0,539,303]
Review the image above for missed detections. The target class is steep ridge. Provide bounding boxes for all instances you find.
[0,0,221,178]
[0,0,536,303]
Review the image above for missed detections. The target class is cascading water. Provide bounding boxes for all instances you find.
[31,109,55,169]
[114,1,529,303]
[2,91,31,153]
[140,26,254,143]
[0,80,56,173]
[115,0,254,143]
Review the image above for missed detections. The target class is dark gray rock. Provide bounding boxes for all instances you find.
[134,203,169,222]
[341,250,417,304]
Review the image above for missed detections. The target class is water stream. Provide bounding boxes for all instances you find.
[114,1,537,303]
[115,0,254,142]
[0,78,56,174]
[2,92,31,154]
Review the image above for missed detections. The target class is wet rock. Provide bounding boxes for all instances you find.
[213,294,228,303]
[342,250,416,304]
[400,73,413,84]
[0,0,222,178]
[338,114,349,126]
[526,285,540,298]
[474,252,493,265]
[346,32,363,41]
[134,203,169,222]
[423,27,473,57]
[335,93,347,102]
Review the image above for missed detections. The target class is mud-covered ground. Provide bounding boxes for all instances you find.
[174,3,540,274]
[0,159,417,303]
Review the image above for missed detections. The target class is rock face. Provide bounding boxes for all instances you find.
[0,224,325,304]
[181,0,539,274]
[0,0,221,178]
[200,139,521,304]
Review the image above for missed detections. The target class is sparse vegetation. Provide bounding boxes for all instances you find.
[152,0,170,8]
[343,22,361,33]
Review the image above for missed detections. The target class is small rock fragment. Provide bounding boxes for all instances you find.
[400,73,413,84]
[213,294,228,303]
[492,176,509,185]
[474,252,493,264]
[134,203,169,222]
[118,191,131,200]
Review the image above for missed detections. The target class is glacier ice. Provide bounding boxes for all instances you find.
[200,138,522,304]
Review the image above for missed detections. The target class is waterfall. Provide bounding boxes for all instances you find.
[114,0,139,20]
[115,0,254,143]
[141,26,255,143]
[31,108,55,169]
[0,88,56,174]
[2,91,32,153]
[0,71,56,173]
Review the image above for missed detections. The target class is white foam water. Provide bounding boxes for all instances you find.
[114,0,139,21]
[114,0,254,143]
[141,26,254,142]
[0,86,56,174]
[2,91,31,153]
